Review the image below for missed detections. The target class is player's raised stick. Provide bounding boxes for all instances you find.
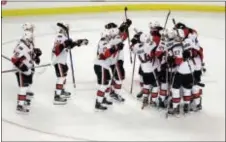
[124,7,133,64]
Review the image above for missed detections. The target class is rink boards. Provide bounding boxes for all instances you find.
[2,2,225,17]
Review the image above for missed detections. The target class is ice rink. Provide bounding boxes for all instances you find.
[2,11,225,141]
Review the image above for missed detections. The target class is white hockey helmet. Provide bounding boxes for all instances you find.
[149,21,161,31]
[22,31,33,42]
[167,29,177,39]
[140,33,151,43]
[153,21,160,27]
[149,22,153,29]
[22,23,34,32]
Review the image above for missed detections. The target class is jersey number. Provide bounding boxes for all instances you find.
[138,54,150,63]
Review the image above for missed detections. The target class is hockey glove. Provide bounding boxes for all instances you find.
[119,19,132,33]
[34,57,40,65]
[167,56,176,67]
[19,64,29,72]
[125,19,132,27]
[75,39,89,47]
[183,50,192,60]
[64,38,73,48]
[131,37,139,45]
[34,48,42,57]
[117,42,124,50]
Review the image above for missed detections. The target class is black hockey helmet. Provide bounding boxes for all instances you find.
[105,22,118,29]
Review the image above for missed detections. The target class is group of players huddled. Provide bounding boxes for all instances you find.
[9,18,205,116]
[94,18,206,116]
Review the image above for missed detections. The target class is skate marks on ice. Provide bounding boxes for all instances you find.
[2,119,95,141]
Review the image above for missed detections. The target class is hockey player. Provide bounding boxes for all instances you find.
[130,32,159,108]
[51,23,88,105]
[11,31,35,113]
[174,22,206,73]
[21,23,42,106]
[174,22,204,111]
[167,29,196,115]
[104,19,132,102]
[94,29,124,110]
[154,29,178,108]
[149,21,163,46]
[136,21,163,99]
[190,43,203,111]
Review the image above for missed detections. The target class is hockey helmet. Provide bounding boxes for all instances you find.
[22,31,33,42]
[105,22,118,29]
[22,23,35,33]
[167,29,177,39]
[58,22,69,36]
[140,33,151,43]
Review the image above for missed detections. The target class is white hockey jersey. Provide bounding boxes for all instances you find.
[94,38,113,69]
[155,39,178,72]
[52,33,69,65]
[11,39,34,75]
[132,41,158,73]
[172,38,196,74]
[187,33,202,71]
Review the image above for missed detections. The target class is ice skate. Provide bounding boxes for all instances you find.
[158,97,167,109]
[62,89,71,98]
[183,103,190,114]
[141,96,149,109]
[26,92,34,106]
[53,93,67,105]
[167,105,180,115]
[16,104,29,113]
[102,97,113,105]
[110,92,125,102]
[95,100,107,110]
[136,91,143,99]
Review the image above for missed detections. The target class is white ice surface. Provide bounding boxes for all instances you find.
[2,11,225,141]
